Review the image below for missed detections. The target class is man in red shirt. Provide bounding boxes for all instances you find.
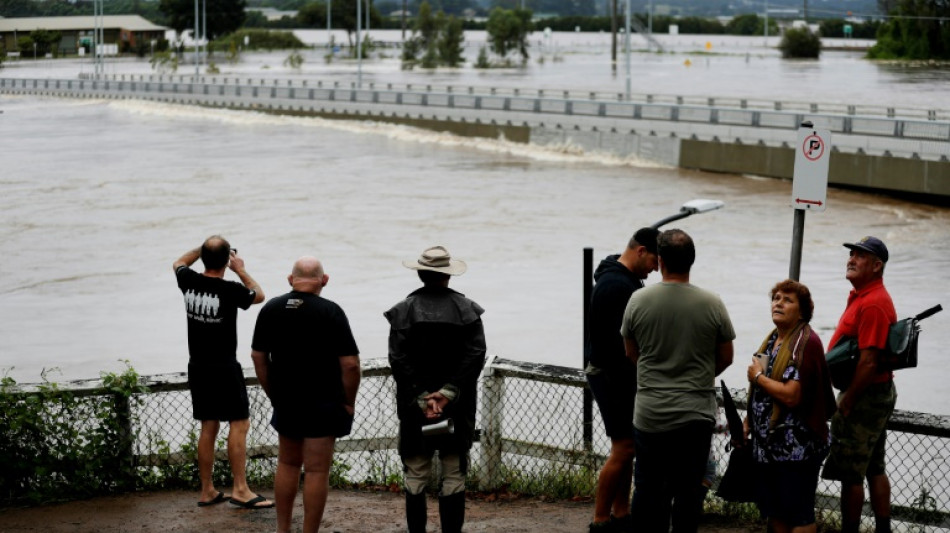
[822,236,897,533]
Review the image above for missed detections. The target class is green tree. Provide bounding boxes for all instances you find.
[725,13,759,35]
[244,9,270,27]
[401,1,465,68]
[485,6,531,61]
[0,0,36,17]
[296,1,328,27]
[474,45,490,68]
[675,16,725,34]
[311,0,382,48]
[779,26,821,59]
[27,29,62,56]
[867,0,950,60]
[17,36,34,55]
[159,0,247,41]
[437,13,465,66]
[417,1,439,49]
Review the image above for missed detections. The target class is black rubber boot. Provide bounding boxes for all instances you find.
[438,492,466,533]
[406,491,427,533]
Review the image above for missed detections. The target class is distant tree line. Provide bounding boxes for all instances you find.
[0,0,165,24]
[868,0,950,59]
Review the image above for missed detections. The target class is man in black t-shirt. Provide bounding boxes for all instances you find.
[251,256,361,533]
[174,235,272,509]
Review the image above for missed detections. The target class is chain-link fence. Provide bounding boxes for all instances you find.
[4,356,949,530]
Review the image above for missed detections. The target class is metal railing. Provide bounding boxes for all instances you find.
[3,77,949,152]
[3,356,950,530]
[59,72,950,122]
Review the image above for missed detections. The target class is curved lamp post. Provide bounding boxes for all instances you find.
[650,198,725,229]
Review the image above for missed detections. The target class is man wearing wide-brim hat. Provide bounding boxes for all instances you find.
[384,246,486,533]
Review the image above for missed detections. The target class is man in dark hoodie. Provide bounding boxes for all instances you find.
[585,227,660,532]
[385,245,487,533]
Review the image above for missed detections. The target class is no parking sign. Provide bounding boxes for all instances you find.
[791,123,831,212]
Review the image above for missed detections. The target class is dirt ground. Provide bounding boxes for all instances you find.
[0,488,756,533]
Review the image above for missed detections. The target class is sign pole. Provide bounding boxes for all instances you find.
[789,209,805,281]
[789,120,831,282]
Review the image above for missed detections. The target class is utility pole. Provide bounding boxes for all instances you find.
[648,0,653,52]
[624,0,630,99]
[194,0,199,76]
[202,0,207,70]
[401,0,406,42]
[610,0,617,72]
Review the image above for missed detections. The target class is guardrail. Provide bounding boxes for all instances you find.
[3,357,949,530]
[4,77,949,154]
[51,72,950,122]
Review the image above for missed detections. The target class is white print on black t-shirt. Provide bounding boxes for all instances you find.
[184,289,223,324]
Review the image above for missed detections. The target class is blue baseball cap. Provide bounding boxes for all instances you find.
[844,236,889,263]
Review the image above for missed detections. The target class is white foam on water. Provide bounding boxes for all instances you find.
[107,99,668,169]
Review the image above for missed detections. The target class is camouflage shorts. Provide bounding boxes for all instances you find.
[822,381,897,485]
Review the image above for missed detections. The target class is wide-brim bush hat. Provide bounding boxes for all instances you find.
[402,245,467,276]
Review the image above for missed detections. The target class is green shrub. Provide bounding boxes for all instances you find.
[779,27,821,59]
[475,46,490,68]
[0,363,148,504]
[283,49,305,70]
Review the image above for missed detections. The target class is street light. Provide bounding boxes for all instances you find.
[650,198,725,229]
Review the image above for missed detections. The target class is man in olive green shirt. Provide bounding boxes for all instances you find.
[621,229,735,533]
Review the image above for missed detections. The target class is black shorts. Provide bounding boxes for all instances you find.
[187,360,250,422]
[587,366,636,440]
[271,401,354,439]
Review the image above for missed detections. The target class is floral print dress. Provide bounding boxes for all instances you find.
[749,332,831,463]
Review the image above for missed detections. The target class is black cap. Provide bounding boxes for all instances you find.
[634,227,660,255]
[844,236,889,263]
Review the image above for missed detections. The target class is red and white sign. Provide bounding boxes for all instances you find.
[791,125,831,212]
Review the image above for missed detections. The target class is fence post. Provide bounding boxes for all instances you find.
[114,393,135,489]
[583,248,593,453]
[477,357,504,491]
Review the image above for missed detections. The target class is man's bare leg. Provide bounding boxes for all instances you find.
[592,438,635,524]
[276,436,304,533]
[302,437,336,533]
[227,418,272,505]
[198,420,221,503]
[840,482,866,533]
[869,474,891,532]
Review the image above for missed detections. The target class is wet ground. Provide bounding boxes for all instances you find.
[0,488,756,532]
